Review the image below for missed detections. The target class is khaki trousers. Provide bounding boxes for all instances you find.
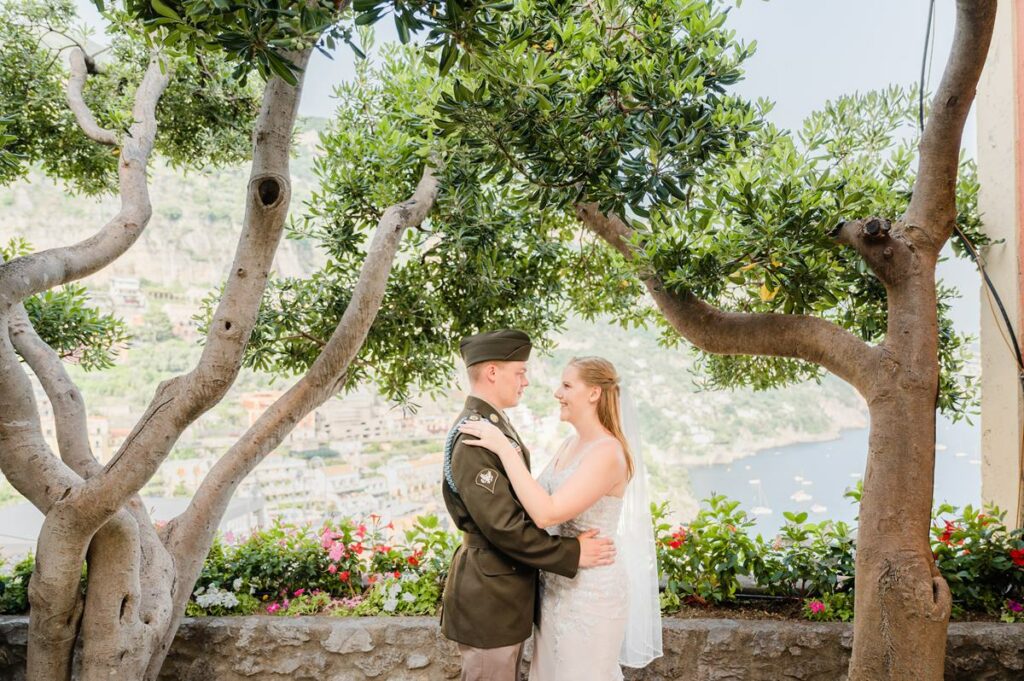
[457,641,524,681]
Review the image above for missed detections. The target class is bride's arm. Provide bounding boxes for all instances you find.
[459,425,625,529]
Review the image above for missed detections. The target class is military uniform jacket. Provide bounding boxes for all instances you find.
[440,396,581,648]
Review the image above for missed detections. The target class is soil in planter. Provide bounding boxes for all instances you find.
[665,596,1003,623]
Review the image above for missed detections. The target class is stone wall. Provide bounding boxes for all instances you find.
[0,616,1021,680]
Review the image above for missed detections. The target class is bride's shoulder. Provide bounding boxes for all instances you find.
[588,437,627,471]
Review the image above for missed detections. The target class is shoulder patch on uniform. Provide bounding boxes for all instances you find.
[475,468,499,493]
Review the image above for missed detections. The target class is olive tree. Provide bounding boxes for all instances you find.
[350,0,991,678]
[0,0,416,677]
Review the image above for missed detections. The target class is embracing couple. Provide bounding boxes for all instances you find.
[440,329,662,681]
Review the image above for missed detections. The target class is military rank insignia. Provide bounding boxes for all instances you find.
[475,468,498,493]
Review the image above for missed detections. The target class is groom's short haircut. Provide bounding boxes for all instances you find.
[467,360,509,383]
[459,329,532,368]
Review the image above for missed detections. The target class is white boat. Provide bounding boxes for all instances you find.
[969,458,981,465]
[801,480,813,486]
[936,444,948,451]
[790,490,812,503]
[752,506,773,516]
[748,478,761,485]
[810,504,827,514]
[954,452,967,458]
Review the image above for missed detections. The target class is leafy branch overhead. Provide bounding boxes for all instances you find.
[100,0,515,83]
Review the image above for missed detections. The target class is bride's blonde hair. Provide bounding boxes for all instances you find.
[569,356,634,481]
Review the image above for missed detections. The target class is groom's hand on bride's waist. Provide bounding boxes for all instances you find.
[577,529,616,568]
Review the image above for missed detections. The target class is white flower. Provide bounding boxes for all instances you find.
[195,585,239,610]
[232,578,243,592]
[401,592,416,603]
[383,597,398,612]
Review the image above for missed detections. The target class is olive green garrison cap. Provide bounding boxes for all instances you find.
[459,329,532,367]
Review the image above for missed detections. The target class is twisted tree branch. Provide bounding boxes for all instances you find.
[66,48,118,146]
[576,202,879,394]
[0,52,169,313]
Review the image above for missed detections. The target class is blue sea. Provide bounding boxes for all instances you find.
[686,415,982,537]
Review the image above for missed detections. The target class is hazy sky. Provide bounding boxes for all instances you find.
[71,0,981,331]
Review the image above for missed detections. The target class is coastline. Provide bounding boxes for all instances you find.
[674,403,869,468]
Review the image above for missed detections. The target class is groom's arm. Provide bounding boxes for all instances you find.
[450,437,580,578]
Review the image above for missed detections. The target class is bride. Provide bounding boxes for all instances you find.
[458,356,662,680]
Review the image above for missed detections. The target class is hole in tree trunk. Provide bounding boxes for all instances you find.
[257,178,281,206]
[224,321,232,331]
[120,596,129,621]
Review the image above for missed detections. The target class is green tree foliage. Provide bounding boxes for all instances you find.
[426,0,982,416]
[0,0,262,194]
[207,45,582,403]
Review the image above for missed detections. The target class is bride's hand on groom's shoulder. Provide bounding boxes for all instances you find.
[458,421,516,460]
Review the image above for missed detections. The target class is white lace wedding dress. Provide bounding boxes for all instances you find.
[529,442,627,681]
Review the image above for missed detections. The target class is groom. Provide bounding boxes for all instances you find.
[440,329,616,681]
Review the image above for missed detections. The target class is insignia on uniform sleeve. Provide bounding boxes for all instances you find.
[469,414,481,421]
[475,468,498,493]
[488,414,499,423]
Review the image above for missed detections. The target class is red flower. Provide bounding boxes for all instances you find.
[393,571,401,579]
[668,540,682,550]
[408,555,420,567]
[339,570,351,582]
[939,521,957,546]
[356,524,367,539]
[1010,549,1024,567]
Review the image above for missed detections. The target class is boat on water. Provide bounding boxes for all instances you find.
[790,490,812,503]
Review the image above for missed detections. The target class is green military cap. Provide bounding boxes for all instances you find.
[459,329,532,366]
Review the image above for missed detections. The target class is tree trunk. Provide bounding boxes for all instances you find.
[848,260,951,680]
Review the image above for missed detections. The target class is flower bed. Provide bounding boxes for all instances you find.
[1,495,1022,623]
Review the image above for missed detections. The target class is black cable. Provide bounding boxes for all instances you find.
[954,226,1024,375]
[919,0,935,131]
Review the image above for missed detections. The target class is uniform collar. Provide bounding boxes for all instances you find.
[464,395,509,427]
[464,395,530,467]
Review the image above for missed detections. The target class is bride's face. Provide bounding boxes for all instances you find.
[553,364,599,423]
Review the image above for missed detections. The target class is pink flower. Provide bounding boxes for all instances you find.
[293,589,305,597]
[329,542,345,562]
[808,600,826,615]
[266,603,281,614]
[224,531,235,544]
[320,530,337,549]
[328,564,338,575]
[1008,599,1024,613]
[356,524,367,539]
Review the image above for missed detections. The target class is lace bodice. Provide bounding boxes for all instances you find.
[537,452,624,541]
[530,438,628,681]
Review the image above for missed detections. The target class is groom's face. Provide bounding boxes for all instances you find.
[492,360,530,409]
